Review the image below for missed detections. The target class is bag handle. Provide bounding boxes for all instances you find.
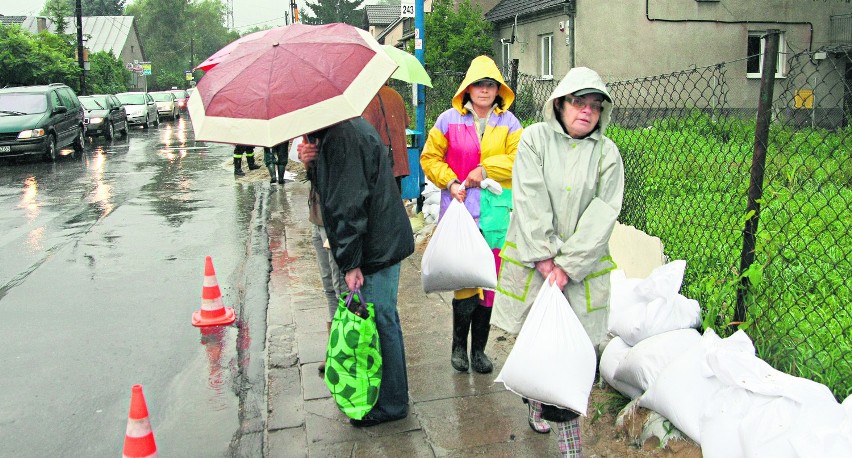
[345,288,370,318]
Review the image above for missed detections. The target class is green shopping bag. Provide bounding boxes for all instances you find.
[324,289,383,420]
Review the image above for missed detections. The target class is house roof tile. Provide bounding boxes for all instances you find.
[20,16,136,57]
[365,5,400,26]
[0,15,27,25]
[485,0,566,23]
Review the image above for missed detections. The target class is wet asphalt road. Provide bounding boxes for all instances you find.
[0,116,271,456]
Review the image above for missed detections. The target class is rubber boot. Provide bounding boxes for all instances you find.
[451,296,477,372]
[267,164,276,183]
[246,155,261,170]
[234,158,245,176]
[276,164,286,184]
[470,305,494,373]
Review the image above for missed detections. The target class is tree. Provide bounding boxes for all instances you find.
[41,0,72,34]
[301,0,366,28]
[86,51,130,93]
[42,0,127,17]
[423,0,493,73]
[0,24,80,88]
[126,0,238,89]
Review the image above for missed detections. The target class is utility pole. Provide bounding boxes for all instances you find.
[75,0,86,95]
[414,0,425,147]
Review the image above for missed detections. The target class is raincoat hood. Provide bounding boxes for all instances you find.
[543,67,613,137]
[452,56,515,115]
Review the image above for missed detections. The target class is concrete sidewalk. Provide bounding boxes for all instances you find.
[264,180,559,457]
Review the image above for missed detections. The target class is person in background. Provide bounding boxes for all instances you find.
[233,144,260,176]
[263,142,288,185]
[361,83,411,192]
[501,66,624,456]
[298,117,414,427]
[420,55,522,374]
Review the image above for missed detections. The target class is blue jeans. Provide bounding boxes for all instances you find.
[311,224,346,320]
[360,263,409,420]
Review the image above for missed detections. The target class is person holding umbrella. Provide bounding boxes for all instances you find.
[420,55,522,375]
[298,118,415,427]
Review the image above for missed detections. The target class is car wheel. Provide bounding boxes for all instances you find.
[42,134,57,162]
[105,122,114,140]
[120,120,128,137]
[175,110,180,119]
[154,114,160,126]
[142,114,149,129]
[73,127,85,152]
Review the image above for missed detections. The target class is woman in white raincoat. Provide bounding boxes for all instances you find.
[496,67,624,456]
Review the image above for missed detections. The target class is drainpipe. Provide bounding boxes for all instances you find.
[565,0,576,68]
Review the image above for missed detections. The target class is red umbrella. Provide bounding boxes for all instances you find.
[187,23,397,147]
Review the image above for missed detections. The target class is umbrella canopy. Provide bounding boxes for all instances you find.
[381,45,432,87]
[188,23,398,147]
[193,29,268,72]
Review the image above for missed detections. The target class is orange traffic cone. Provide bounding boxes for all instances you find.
[123,384,157,458]
[192,256,236,327]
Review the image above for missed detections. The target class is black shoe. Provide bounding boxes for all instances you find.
[349,414,390,428]
[248,163,261,170]
[234,168,245,177]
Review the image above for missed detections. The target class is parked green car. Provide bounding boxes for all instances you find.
[0,84,86,161]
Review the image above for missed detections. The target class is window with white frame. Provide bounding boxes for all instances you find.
[502,42,512,71]
[746,31,786,78]
[540,34,553,78]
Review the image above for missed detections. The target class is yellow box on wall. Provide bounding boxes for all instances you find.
[795,89,814,109]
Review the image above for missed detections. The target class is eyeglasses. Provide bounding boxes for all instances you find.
[471,80,499,89]
[564,95,604,113]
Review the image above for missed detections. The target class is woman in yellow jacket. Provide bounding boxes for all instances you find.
[421,56,522,374]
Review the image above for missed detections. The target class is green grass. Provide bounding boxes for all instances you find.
[609,111,852,400]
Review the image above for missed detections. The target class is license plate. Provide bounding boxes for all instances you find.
[0,146,10,153]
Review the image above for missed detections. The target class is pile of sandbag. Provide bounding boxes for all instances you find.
[420,179,440,225]
[601,260,852,457]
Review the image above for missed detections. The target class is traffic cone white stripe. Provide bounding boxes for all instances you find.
[125,417,153,437]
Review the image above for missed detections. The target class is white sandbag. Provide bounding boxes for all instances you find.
[607,270,643,331]
[608,261,701,346]
[421,199,497,293]
[634,259,686,300]
[599,336,643,399]
[700,386,776,458]
[610,294,700,346]
[638,329,727,443]
[613,328,701,394]
[495,280,597,415]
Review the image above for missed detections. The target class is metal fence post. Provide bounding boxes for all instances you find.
[735,30,780,324]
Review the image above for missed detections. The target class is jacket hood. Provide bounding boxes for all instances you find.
[452,55,515,114]
[543,67,613,137]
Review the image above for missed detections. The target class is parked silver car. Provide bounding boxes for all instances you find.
[115,92,159,128]
[150,91,179,120]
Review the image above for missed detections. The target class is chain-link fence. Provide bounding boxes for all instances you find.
[607,45,851,400]
[408,45,851,400]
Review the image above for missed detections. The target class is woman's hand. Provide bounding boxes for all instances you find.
[464,165,484,188]
[535,259,569,289]
[450,181,466,202]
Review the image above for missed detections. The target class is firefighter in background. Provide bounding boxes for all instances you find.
[264,142,288,184]
[234,144,261,176]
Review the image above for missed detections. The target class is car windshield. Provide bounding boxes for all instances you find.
[117,93,147,105]
[80,97,106,110]
[151,93,174,102]
[170,90,188,99]
[0,93,48,115]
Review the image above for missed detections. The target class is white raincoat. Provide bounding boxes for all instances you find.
[494,67,625,349]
